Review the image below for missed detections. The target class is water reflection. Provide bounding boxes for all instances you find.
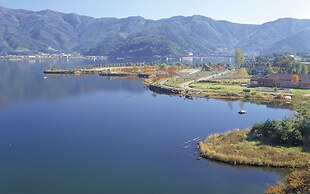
[0,59,293,194]
[0,60,145,108]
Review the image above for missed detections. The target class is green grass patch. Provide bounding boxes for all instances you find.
[206,78,250,85]
[190,83,248,91]
[290,89,310,96]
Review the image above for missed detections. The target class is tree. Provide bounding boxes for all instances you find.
[251,97,310,146]
[292,96,310,125]
[251,120,280,140]
[235,48,244,69]
[301,122,310,146]
[273,55,294,68]
[279,118,303,145]
[302,65,309,74]
[237,68,249,77]
[291,74,300,83]
[267,64,275,74]
[291,96,310,146]
[296,62,303,74]
[158,63,167,68]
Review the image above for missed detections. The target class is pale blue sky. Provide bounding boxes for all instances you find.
[0,0,310,24]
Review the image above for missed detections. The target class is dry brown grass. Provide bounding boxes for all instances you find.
[199,129,310,168]
[111,65,182,75]
[266,168,310,194]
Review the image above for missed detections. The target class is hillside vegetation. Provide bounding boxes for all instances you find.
[1,6,310,56]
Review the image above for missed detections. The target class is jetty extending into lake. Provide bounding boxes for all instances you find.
[44,66,134,75]
[44,66,172,78]
[44,69,75,74]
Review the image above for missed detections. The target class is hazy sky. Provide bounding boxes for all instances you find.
[1,0,310,24]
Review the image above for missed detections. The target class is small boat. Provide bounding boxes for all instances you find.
[238,110,247,114]
[185,95,193,100]
[44,76,48,79]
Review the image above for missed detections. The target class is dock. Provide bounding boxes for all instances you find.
[44,66,155,78]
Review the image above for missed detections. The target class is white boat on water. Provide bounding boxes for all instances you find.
[238,110,247,114]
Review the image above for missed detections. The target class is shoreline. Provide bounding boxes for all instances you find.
[198,129,310,193]
[145,81,291,106]
[198,129,310,168]
[43,65,310,192]
[44,66,306,107]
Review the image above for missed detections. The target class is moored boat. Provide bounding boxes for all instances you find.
[238,110,247,114]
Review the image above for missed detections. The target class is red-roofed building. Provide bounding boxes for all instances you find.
[250,74,310,89]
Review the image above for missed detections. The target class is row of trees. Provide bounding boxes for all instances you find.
[237,51,310,74]
[251,97,310,147]
[286,61,309,74]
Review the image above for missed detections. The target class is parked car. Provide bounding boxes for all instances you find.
[243,89,251,93]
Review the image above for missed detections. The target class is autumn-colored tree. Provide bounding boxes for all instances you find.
[266,168,310,194]
[291,74,300,83]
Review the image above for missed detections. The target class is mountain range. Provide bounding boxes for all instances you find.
[1,6,310,57]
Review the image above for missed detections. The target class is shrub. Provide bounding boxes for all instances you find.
[251,118,305,146]
[251,120,280,140]
[278,118,303,145]
[301,122,310,146]
[277,93,285,99]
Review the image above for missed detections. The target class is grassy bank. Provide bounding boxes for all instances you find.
[199,129,310,168]
[189,82,286,103]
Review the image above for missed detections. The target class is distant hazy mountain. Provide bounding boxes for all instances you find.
[1,6,310,57]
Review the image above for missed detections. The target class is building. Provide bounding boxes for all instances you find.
[250,74,310,89]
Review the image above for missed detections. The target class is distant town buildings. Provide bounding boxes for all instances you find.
[0,53,108,60]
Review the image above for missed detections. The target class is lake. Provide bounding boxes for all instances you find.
[0,59,291,194]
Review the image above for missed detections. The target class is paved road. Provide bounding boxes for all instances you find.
[179,70,230,89]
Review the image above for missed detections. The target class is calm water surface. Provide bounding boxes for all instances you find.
[0,60,291,194]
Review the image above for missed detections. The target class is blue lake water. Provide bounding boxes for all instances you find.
[0,60,291,194]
